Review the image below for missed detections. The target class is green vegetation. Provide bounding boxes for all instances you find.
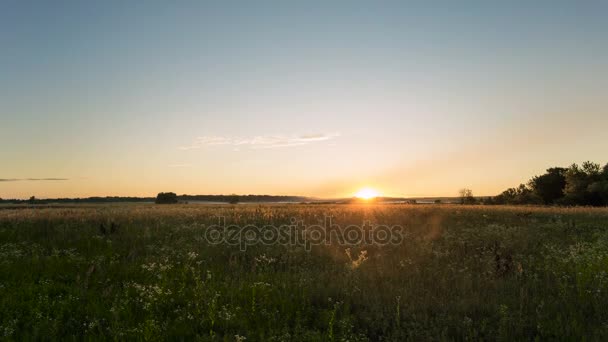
[1,204,608,340]
[493,161,608,206]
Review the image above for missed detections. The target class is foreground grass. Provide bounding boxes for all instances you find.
[1,204,608,341]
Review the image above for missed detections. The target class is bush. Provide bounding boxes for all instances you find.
[155,192,178,204]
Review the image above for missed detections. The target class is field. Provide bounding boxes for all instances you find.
[1,204,608,341]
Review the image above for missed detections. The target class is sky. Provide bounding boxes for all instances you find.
[1,1,607,199]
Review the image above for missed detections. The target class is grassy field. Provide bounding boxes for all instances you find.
[1,204,608,341]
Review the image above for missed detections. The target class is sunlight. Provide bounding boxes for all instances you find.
[354,187,380,200]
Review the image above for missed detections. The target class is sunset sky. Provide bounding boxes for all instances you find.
[1,1,607,199]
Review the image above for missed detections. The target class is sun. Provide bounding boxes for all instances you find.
[354,187,380,200]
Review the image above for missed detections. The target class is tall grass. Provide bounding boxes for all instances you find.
[1,204,607,340]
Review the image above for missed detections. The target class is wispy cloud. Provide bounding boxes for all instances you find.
[27,178,69,181]
[0,178,68,182]
[179,132,340,150]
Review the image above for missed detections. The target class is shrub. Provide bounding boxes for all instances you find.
[155,192,178,204]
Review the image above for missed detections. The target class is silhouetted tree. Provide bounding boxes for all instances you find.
[28,196,36,205]
[155,192,178,204]
[494,184,541,205]
[529,167,567,204]
[600,163,608,202]
[514,184,542,204]
[459,188,476,204]
[495,161,607,206]
[561,162,603,205]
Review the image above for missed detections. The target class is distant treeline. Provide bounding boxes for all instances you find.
[0,194,309,204]
[487,161,608,206]
[0,196,154,204]
[4,162,607,207]
[178,194,309,203]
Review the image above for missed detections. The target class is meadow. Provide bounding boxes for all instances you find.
[1,204,608,341]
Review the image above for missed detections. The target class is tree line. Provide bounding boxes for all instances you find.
[155,193,308,204]
[487,161,608,206]
[0,194,309,205]
[0,196,155,204]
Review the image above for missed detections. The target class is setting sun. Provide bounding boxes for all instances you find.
[355,187,380,200]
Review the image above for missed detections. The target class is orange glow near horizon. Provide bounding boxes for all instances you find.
[354,187,380,200]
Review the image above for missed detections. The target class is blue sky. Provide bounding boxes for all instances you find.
[1,1,607,198]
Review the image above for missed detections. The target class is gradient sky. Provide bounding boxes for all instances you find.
[1,1,607,199]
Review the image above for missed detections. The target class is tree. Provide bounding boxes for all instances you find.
[587,162,608,206]
[588,180,608,205]
[582,161,602,176]
[562,162,603,205]
[458,188,476,204]
[155,192,178,204]
[493,184,541,205]
[529,167,567,204]
[494,161,607,206]
[514,184,542,204]
[29,196,36,205]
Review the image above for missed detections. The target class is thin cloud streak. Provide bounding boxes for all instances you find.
[179,133,340,150]
[0,178,69,182]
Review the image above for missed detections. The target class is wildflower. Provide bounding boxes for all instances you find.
[345,248,368,269]
[254,254,276,265]
[252,282,271,288]
[187,251,198,260]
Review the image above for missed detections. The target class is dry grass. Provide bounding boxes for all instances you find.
[1,203,608,340]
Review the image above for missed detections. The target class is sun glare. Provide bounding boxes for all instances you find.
[355,187,380,200]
